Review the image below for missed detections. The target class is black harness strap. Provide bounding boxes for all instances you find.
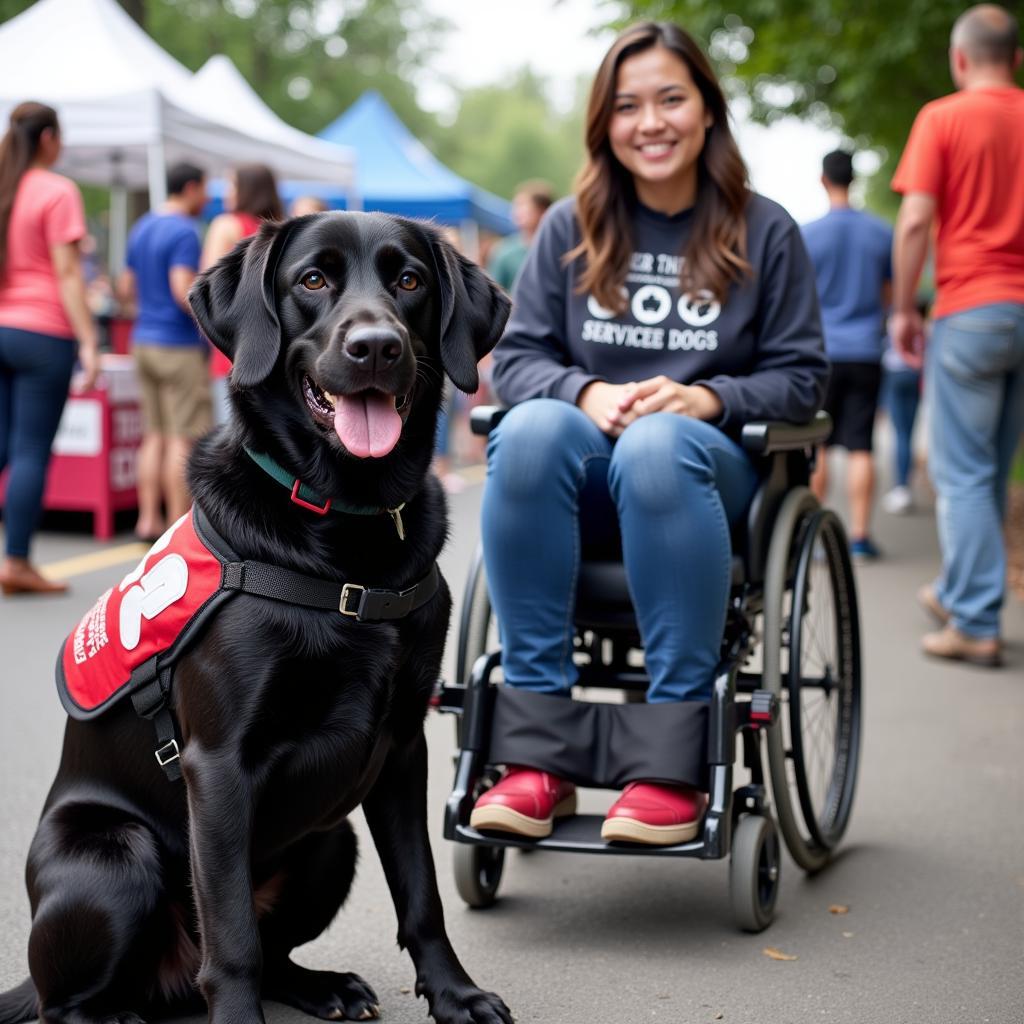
[130,660,182,782]
[220,559,441,622]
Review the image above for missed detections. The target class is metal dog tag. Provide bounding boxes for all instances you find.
[389,503,406,541]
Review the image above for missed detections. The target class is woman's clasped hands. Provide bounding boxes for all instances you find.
[578,376,724,436]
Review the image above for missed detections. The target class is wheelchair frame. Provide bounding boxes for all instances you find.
[438,408,862,931]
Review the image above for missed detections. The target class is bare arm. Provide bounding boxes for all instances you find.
[892,192,934,312]
[116,267,137,315]
[200,215,242,272]
[890,192,935,367]
[169,265,197,313]
[51,242,100,390]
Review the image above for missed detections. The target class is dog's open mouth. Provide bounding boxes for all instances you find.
[303,375,410,459]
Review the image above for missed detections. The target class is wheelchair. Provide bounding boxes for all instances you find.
[437,406,862,932]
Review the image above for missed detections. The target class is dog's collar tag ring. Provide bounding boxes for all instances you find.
[290,479,332,515]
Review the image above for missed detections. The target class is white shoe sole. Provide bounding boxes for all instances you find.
[470,793,577,838]
[600,815,702,845]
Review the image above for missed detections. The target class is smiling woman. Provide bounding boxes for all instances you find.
[470,21,829,847]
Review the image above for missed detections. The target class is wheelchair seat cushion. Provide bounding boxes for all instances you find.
[575,556,745,623]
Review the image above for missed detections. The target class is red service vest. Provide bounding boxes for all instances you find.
[57,508,229,720]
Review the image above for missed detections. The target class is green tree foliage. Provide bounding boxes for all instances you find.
[434,69,588,200]
[616,0,1022,205]
[0,0,448,142]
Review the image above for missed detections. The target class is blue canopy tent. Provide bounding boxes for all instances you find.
[311,91,513,239]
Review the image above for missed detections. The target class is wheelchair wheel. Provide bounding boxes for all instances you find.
[762,489,862,873]
[456,543,492,688]
[786,508,862,850]
[730,813,780,932]
[453,841,506,909]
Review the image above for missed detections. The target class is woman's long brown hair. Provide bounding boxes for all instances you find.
[568,22,750,311]
[234,163,283,222]
[0,102,59,279]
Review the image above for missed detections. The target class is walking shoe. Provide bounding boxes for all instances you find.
[917,583,951,627]
[882,485,913,515]
[922,625,1002,668]
[850,537,882,562]
[601,781,707,846]
[469,767,576,838]
[0,560,68,596]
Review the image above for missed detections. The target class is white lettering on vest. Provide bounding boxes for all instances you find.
[119,554,190,652]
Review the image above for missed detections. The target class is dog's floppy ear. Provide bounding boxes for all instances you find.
[188,220,294,389]
[428,230,511,393]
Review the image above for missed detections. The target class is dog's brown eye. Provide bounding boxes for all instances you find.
[398,272,419,291]
[301,271,326,291]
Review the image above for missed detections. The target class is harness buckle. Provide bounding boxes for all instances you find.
[155,739,180,767]
[340,583,365,617]
[290,479,332,515]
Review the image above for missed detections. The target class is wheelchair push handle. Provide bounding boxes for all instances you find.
[470,406,507,436]
[470,404,831,453]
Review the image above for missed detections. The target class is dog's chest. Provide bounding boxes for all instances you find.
[253,682,398,840]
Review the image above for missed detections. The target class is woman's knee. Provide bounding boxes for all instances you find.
[609,414,715,509]
[487,399,606,498]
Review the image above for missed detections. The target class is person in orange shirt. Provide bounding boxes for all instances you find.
[891,3,1024,667]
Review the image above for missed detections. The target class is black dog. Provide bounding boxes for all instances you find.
[0,213,511,1024]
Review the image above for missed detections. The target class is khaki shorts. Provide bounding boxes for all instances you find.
[133,343,213,440]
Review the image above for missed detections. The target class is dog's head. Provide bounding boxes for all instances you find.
[189,212,510,461]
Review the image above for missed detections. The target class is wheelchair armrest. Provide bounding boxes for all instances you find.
[740,411,832,455]
[469,405,507,436]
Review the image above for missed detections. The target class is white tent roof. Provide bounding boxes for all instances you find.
[191,55,349,164]
[0,0,356,194]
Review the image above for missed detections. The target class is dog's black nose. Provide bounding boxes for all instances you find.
[343,326,404,371]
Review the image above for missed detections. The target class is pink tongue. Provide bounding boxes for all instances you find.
[334,392,402,458]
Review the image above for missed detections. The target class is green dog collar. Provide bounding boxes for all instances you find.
[244,447,407,539]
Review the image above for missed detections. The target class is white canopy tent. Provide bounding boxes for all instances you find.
[190,55,361,187]
[0,0,356,265]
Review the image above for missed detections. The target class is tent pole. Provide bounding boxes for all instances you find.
[109,183,128,274]
[147,139,167,208]
[459,218,480,262]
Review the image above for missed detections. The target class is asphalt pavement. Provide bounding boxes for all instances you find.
[1,444,1022,1024]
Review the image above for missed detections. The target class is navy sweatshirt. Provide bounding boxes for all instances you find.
[491,194,829,436]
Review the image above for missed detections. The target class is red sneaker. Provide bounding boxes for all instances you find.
[469,767,577,838]
[601,781,707,845]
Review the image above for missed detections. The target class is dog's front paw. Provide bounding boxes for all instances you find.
[266,965,380,1021]
[428,986,513,1024]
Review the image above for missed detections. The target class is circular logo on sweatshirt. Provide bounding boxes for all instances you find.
[631,285,672,325]
[678,290,721,327]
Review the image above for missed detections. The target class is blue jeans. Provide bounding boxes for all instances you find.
[927,302,1024,637]
[481,399,760,703]
[883,366,921,488]
[0,327,77,559]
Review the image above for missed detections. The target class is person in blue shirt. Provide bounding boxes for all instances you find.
[802,150,893,560]
[119,163,210,542]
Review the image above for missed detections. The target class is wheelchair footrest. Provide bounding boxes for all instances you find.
[454,815,707,858]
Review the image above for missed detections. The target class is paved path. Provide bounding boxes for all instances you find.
[1,448,1022,1024]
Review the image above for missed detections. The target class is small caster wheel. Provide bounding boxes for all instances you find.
[453,842,505,908]
[730,814,780,932]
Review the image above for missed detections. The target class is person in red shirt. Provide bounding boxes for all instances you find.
[200,163,283,426]
[0,102,99,595]
[891,3,1024,667]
